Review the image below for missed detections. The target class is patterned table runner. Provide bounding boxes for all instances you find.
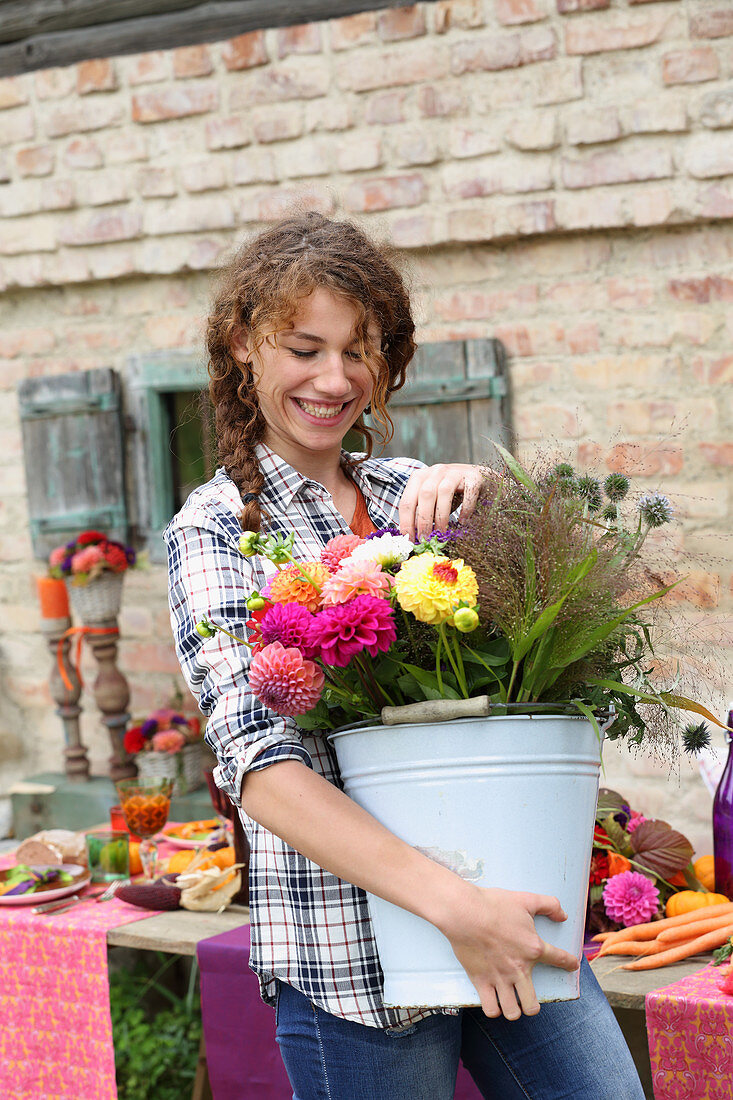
[0,846,170,1100]
[646,962,733,1100]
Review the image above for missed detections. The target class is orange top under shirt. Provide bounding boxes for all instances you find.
[349,484,377,538]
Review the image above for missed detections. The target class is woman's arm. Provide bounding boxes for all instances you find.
[242,759,579,1022]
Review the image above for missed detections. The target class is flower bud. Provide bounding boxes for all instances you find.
[195,618,216,639]
[246,595,266,611]
[238,531,259,557]
[453,607,479,633]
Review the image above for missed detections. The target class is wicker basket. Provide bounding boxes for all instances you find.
[134,742,204,796]
[65,573,124,622]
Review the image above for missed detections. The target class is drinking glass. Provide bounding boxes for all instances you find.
[115,777,174,880]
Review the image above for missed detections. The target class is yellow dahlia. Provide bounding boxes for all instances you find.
[392,555,478,625]
[268,562,330,613]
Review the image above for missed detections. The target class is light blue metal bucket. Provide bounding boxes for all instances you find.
[329,714,602,1008]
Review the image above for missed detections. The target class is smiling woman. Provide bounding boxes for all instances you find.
[164,212,646,1100]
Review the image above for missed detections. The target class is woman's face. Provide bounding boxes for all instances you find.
[234,287,379,471]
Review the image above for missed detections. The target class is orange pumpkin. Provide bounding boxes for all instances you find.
[693,855,716,892]
[665,890,729,918]
[166,849,196,875]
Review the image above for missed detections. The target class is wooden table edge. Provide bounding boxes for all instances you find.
[590,952,714,1010]
[106,905,250,956]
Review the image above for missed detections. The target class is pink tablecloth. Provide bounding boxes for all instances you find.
[0,849,168,1100]
[646,962,733,1100]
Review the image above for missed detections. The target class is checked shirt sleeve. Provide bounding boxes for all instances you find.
[165,511,312,809]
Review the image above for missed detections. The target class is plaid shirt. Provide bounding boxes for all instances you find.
[165,443,448,1030]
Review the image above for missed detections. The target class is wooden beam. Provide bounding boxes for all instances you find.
[0,0,418,77]
[0,0,206,46]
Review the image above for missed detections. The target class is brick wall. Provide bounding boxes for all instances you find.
[1,0,732,853]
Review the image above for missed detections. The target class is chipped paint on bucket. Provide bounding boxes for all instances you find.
[329,714,602,1008]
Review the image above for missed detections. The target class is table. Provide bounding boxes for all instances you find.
[591,954,716,1100]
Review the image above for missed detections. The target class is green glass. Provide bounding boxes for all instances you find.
[85,830,130,883]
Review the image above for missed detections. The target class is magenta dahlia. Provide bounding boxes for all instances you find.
[312,595,396,668]
[249,641,325,716]
[260,602,319,659]
[602,871,660,927]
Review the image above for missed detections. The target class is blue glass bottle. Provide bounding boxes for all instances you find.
[713,708,733,899]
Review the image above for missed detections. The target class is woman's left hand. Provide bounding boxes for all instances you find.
[399,463,485,540]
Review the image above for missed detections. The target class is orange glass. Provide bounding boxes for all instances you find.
[115,778,173,880]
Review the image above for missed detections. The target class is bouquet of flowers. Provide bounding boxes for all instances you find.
[196,446,725,753]
[124,709,201,756]
[586,788,703,934]
[48,529,136,587]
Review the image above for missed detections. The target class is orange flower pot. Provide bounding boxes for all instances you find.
[36,575,70,619]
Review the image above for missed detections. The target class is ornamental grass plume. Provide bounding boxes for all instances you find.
[602,871,659,926]
[249,641,325,716]
[313,595,397,667]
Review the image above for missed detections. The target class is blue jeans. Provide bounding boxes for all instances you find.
[274,957,645,1100]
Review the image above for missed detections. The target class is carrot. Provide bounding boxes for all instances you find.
[657,914,733,944]
[622,923,733,971]
[600,941,666,957]
[597,902,733,953]
[591,932,614,942]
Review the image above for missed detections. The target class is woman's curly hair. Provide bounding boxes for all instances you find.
[207,211,417,531]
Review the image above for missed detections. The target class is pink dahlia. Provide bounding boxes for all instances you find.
[312,595,396,667]
[320,559,392,607]
[49,546,67,568]
[321,533,365,573]
[260,602,319,659]
[151,729,187,753]
[626,812,647,834]
[602,871,659,927]
[71,545,105,573]
[249,641,325,716]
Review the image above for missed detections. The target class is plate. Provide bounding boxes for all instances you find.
[0,864,90,906]
[163,823,229,849]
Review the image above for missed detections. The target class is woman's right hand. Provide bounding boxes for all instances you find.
[438,885,580,1021]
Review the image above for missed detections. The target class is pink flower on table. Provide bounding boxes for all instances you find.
[626,812,647,834]
[49,546,67,568]
[151,729,187,753]
[71,545,105,573]
[249,641,325,716]
[312,595,396,667]
[321,533,365,573]
[260,602,319,659]
[602,870,659,927]
[320,559,392,606]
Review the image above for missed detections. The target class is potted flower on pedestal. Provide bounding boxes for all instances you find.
[124,709,204,796]
[196,446,728,1007]
[49,529,137,623]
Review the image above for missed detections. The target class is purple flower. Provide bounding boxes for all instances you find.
[125,547,137,566]
[366,526,401,540]
[602,871,659,927]
[312,595,396,667]
[140,718,158,739]
[260,602,319,660]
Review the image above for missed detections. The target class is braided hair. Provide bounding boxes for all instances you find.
[206,212,417,532]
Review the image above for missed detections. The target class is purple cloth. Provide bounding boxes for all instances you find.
[197,924,480,1099]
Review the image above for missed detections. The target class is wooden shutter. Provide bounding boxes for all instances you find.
[374,338,511,466]
[17,368,128,558]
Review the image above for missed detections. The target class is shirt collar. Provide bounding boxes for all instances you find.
[255,442,395,508]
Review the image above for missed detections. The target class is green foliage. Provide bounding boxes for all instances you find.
[110,953,202,1100]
